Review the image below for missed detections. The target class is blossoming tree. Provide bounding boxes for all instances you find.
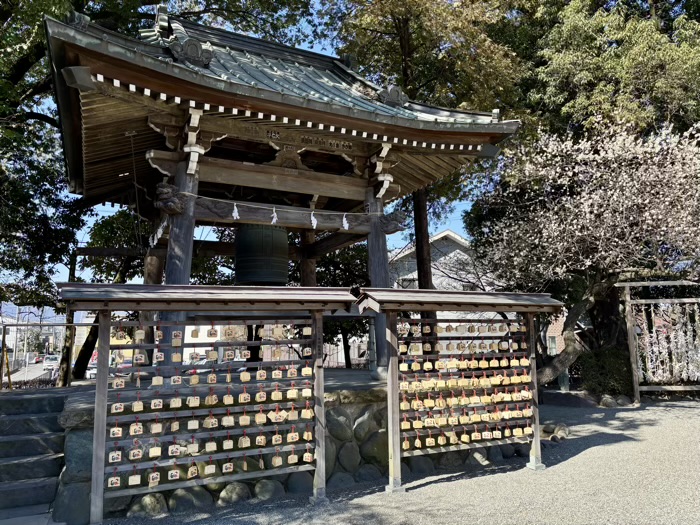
[465,124,700,384]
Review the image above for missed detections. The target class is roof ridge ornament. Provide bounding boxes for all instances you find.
[378,85,409,107]
[168,33,215,67]
[138,4,169,45]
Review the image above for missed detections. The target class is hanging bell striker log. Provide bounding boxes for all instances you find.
[234,224,289,285]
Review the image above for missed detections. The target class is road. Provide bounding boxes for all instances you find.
[4,362,51,384]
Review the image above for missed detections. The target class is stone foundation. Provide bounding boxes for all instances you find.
[55,387,536,523]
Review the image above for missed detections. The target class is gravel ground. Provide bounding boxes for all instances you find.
[106,400,700,525]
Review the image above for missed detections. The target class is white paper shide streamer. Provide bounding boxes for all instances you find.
[342,213,349,230]
[310,211,317,229]
[232,203,240,220]
[271,207,278,225]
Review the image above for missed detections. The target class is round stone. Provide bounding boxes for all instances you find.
[338,441,362,473]
[407,455,435,475]
[354,463,383,482]
[499,443,516,458]
[217,482,251,507]
[359,429,389,467]
[287,471,314,494]
[127,493,168,518]
[327,407,354,442]
[487,445,504,462]
[327,471,355,490]
[254,479,285,501]
[168,486,214,513]
[466,447,490,466]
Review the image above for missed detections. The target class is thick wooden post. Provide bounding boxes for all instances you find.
[142,250,164,360]
[385,312,404,492]
[365,188,390,376]
[0,325,6,387]
[525,313,545,471]
[163,159,197,355]
[623,287,641,404]
[310,311,327,503]
[301,231,317,287]
[90,310,110,524]
[165,160,198,286]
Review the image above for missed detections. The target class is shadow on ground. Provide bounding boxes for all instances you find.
[105,399,699,525]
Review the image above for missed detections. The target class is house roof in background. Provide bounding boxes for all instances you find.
[390,230,470,262]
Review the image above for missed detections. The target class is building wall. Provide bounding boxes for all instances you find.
[389,235,477,292]
[545,315,567,355]
[0,316,19,353]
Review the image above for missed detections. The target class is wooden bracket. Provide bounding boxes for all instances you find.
[146,150,183,177]
[265,146,311,171]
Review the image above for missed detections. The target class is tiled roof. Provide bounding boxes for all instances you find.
[136,14,502,127]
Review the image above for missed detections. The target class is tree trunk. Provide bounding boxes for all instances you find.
[537,296,593,385]
[72,316,98,380]
[413,187,437,334]
[57,250,76,387]
[72,256,136,379]
[412,187,434,290]
[341,325,352,369]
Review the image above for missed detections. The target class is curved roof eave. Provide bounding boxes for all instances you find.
[45,16,520,140]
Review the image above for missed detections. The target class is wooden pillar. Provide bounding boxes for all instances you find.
[0,325,6,387]
[310,310,328,503]
[301,231,317,287]
[525,313,545,471]
[164,160,198,287]
[163,159,197,349]
[144,250,165,285]
[385,311,404,492]
[90,310,110,524]
[142,250,164,362]
[365,188,390,374]
[624,287,641,404]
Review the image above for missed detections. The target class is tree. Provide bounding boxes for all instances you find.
[464,124,700,385]
[322,0,524,291]
[1,0,319,306]
[290,243,370,367]
[532,0,700,132]
[0,118,86,306]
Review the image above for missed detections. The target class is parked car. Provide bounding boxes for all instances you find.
[34,354,45,364]
[43,355,59,370]
[86,364,97,379]
[186,359,217,375]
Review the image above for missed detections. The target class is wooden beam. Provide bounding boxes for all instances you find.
[639,385,700,392]
[194,199,402,235]
[197,156,368,201]
[76,242,302,260]
[197,115,373,157]
[306,233,366,258]
[76,247,145,257]
[148,148,401,204]
[615,280,699,288]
